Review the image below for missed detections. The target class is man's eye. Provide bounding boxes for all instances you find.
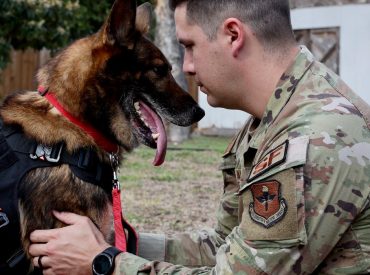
[153,65,168,77]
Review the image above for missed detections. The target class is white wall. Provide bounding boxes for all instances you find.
[291,4,370,104]
[198,93,249,130]
[199,4,370,130]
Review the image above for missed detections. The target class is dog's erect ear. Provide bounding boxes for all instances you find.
[136,2,152,35]
[105,0,137,48]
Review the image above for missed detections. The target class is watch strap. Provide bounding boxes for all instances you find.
[102,246,122,258]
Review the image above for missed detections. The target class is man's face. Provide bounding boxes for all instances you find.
[174,4,233,108]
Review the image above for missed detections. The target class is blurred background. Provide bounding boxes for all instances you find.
[0,0,369,140]
[1,0,369,233]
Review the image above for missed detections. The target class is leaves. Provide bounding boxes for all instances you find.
[0,0,154,69]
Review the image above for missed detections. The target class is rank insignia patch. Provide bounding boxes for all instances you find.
[249,180,287,228]
[248,141,288,182]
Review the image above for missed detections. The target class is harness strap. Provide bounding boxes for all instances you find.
[0,122,138,273]
[2,124,113,194]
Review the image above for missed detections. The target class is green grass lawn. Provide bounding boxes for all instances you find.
[119,135,230,234]
[119,135,229,187]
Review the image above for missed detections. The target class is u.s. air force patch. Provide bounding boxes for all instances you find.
[239,136,309,240]
[249,181,287,228]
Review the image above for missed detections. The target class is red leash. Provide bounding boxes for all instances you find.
[113,186,128,251]
[110,154,138,252]
[38,86,137,253]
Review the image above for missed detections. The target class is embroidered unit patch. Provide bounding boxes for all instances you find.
[249,180,287,228]
[248,141,288,182]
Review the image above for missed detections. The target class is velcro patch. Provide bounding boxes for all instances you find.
[249,181,287,228]
[240,168,301,241]
[248,141,288,181]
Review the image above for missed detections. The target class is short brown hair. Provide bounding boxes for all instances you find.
[170,0,295,49]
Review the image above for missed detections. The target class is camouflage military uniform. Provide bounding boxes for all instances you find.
[116,47,370,274]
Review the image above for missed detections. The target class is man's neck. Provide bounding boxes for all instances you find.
[241,45,300,119]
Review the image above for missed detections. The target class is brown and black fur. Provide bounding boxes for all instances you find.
[0,0,204,271]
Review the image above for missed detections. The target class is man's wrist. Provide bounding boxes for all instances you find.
[92,246,122,275]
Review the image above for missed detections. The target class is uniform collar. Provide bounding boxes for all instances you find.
[249,46,315,149]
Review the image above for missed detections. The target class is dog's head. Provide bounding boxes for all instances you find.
[37,0,204,165]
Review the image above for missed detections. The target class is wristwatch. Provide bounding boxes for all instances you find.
[92,247,122,275]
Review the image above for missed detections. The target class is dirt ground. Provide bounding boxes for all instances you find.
[119,136,228,234]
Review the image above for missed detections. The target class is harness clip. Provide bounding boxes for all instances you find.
[30,143,63,163]
[109,153,120,190]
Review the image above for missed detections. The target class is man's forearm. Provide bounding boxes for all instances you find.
[137,228,225,267]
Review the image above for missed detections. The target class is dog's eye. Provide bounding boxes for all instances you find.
[152,65,168,77]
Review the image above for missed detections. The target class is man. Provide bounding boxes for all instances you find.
[29,0,370,274]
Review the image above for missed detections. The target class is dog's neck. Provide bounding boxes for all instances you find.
[38,86,119,154]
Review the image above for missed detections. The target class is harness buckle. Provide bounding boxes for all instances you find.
[30,143,63,163]
[0,211,9,229]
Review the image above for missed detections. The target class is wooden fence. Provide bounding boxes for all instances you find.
[0,49,50,99]
[0,49,198,102]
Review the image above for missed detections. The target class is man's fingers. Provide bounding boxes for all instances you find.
[52,210,89,225]
[30,228,61,243]
[42,269,53,275]
[32,256,52,270]
[29,243,48,257]
[30,212,92,244]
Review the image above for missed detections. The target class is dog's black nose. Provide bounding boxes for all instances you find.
[192,106,205,122]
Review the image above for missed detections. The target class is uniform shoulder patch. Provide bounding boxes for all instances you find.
[249,180,287,228]
[248,141,288,182]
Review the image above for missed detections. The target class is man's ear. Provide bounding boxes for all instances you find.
[136,2,153,35]
[104,0,137,48]
[223,18,246,58]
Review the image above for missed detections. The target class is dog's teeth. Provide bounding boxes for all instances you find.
[140,118,149,128]
[134,102,140,111]
[138,112,149,128]
[152,133,160,140]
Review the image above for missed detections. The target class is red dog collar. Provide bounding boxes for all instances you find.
[37,86,119,153]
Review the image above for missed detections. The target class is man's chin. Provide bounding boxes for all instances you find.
[206,97,220,108]
[199,86,207,94]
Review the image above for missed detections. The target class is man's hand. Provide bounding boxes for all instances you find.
[29,211,110,275]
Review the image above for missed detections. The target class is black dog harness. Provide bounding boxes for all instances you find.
[0,120,137,274]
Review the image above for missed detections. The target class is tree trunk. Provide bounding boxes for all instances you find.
[154,0,191,143]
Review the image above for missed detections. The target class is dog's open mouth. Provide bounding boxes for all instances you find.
[132,101,167,166]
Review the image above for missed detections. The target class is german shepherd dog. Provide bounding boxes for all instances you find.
[0,0,204,273]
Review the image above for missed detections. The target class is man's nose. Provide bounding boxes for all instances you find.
[183,53,195,75]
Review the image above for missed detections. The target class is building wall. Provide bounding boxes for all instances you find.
[291,0,370,8]
[292,5,370,104]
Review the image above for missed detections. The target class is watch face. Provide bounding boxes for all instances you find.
[93,254,112,275]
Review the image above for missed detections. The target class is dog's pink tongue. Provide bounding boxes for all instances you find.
[139,101,167,166]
